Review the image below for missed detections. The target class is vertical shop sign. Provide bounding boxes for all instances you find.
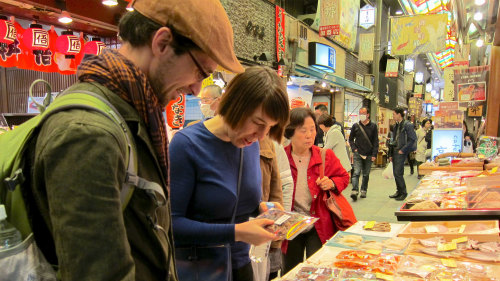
[454,65,489,102]
[443,67,455,101]
[359,4,375,29]
[165,94,186,129]
[275,6,286,61]
[337,0,359,50]
[359,33,374,61]
[404,73,414,91]
[414,84,423,98]
[355,73,364,85]
[453,44,470,67]
[319,0,340,36]
[390,14,447,56]
[385,59,399,77]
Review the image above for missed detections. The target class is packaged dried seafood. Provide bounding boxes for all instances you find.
[256,208,318,240]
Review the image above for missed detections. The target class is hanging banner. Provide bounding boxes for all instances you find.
[443,67,455,101]
[319,0,340,37]
[390,13,447,56]
[359,33,374,61]
[335,0,359,50]
[359,4,375,29]
[165,94,186,129]
[385,59,399,77]
[454,65,489,102]
[468,105,483,117]
[404,73,414,91]
[408,97,423,118]
[434,109,463,129]
[414,84,423,98]
[275,6,286,61]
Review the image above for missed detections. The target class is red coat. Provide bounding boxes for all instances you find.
[282,145,350,252]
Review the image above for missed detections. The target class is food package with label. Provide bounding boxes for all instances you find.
[256,208,318,240]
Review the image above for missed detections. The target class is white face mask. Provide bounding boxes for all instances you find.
[359,114,367,122]
[200,103,215,118]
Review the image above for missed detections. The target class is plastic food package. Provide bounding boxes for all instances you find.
[256,208,318,240]
[333,251,402,275]
[476,136,499,160]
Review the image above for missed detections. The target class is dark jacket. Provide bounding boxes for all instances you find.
[390,120,417,155]
[348,121,379,157]
[25,82,177,281]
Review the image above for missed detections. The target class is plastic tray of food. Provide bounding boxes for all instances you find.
[397,220,500,242]
[325,231,411,254]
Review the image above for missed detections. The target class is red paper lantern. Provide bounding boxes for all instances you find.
[0,16,16,45]
[166,94,186,129]
[83,38,106,56]
[22,24,49,51]
[56,31,81,58]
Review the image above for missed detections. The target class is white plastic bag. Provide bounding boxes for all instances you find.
[250,241,270,281]
[0,234,56,281]
[383,162,394,179]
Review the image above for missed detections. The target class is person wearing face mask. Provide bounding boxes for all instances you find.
[199,84,222,119]
[348,107,379,201]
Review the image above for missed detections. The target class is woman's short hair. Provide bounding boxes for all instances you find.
[421,118,432,127]
[284,108,316,139]
[218,66,289,142]
[119,11,199,54]
[317,113,334,127]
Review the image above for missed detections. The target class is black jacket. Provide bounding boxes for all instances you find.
[349,121,379,157]
[390,120,417,155]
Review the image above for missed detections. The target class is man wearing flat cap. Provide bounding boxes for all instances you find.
[24,0,243,280]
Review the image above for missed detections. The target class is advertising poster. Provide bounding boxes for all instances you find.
[359,33,374,61]
[404,73,414,91]
[319,0,340,36]
[443,67,455,101]
[335,0,359,50]
[287,78,314,109]
[385,59,399,77]
[431,129,463,159]
[454,66,489,102]
[390,14,447,56]
[433,109,463,129]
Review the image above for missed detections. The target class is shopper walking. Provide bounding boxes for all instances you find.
[317,114,351,173]
[389,107,417,201]
[169,66,290,281]
[282,108,350,274]
[348,107,379,200]
[415,119,432,178]
[20,1,243,280]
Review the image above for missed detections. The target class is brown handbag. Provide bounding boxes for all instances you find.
[319,149,357,231]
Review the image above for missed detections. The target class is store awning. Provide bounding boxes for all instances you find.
[295,65,372,93]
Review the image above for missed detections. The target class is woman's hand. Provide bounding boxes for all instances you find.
[235,219,277,246]
[316,176,335,191]
[259,201,284,213]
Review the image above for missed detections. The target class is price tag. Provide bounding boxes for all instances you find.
[458,224,466,233]
[274,215,291,225]
[489,166,498,174]
[441,258,457,267]
[444,188,455,192]
[375,272,394,281]
[367,249,382,255]
[437,242,457,251]
[364,221,376,229]
[425,225,439,233]
[452,236,468,244]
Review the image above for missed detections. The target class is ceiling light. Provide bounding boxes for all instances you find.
[425,62,430,65]
[102,0,118,6]
[330,88,334,93]
[126,1,134,11]
[395,10,403,15]
[476,38,484,47]
[58,11,72,24]
[474,12,483,21]
[475,0,486,5]
[321,82,327,88]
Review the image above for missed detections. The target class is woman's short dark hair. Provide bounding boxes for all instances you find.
[421,118,432,127]
[284,108,316,139]
[317,113,334,127]
[218,66,290,142]
[118,11,199,54]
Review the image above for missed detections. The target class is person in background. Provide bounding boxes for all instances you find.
[170,66,290,281]
[406,116,417,175]
[317,114,352,173]
[22,0,244,279]
[389,107,417,201]
[415,119,432,179]
[313,104,328,147]
[348,107,378,201]
[199,84,222,119]
[463,121,476,153]
[282,108,350,274]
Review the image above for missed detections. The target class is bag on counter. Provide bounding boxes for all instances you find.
[319,149,357,231]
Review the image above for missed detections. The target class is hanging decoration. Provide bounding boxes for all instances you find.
[56,31,81,59]
[165,94,186,129]
[0,16,16,47]
[22,24,49,53]
[83,38,106,56]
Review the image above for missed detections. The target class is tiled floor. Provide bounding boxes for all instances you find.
[341,165,421,223]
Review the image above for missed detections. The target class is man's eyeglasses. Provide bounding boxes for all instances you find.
[187,50,210,81]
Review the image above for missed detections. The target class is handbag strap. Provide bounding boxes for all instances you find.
[231,148,244,223]
[319,148,326,179]
[357,122,373,150]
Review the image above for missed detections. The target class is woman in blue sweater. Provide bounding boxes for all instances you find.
[169,66,290,281]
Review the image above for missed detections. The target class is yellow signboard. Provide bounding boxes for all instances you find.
[390,14,447,55]
[359,33,374,61]
[443,67,455,101]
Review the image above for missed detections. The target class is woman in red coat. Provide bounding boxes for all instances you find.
[282,107,350,273]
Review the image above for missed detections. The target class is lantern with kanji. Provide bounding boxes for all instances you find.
[166,94,186,129]
[83,37,106,56]
[0,16,16,48]
[56,30,81,59]
[22,23,49,55]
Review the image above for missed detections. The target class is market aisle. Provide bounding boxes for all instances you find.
[342,165,420,223]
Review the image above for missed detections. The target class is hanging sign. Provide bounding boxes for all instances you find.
[431,129,463,159]
[308,42,336,72]
[454,66,489,102]
[385,59,399,77]
[414,84,423,98]
[336,0,359,50]
[355,73,364,85]
[468,105,483,117]
[443,67,455,101]
[275,6,286,61]
[390,14,447,55]
[319,0,340,36]
[165,94,186,129]
[359,4,375,29]
[404,73,414,91]
[359,33,374,61]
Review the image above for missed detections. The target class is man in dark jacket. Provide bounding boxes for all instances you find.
[388,107,417,201]
[348,107,378,200]
[24,1,244,280]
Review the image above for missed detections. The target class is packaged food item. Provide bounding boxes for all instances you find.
[256,208,318,240]
[292,266,341,281]
[364,222,391,232]
[339,270,378,280]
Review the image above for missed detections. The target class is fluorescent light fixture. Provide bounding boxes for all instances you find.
[102,0,118,6]
[474,12,483,21]
[321,82,327,88]
[415,72,424,83]
[58,11,72,24]
[475,0,486,5]
[426,83,432,92]
[126,1,134,11]
[476,38,484,47]
[395,10,403,15]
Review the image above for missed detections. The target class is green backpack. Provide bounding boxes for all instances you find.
[0,80,165,240]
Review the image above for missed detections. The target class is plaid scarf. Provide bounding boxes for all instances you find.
[77,49,169,184]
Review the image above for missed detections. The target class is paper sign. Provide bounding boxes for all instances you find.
[441,258,457,267]
[364,221,376,229]
[375,272,394,281]
[425,225,439,233]
[444,188,455,193]
[437,242,457,251]
[367,249,382,255]
[489,167,498,174]
[452,237,468,244]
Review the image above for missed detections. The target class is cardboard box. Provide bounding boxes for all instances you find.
[397,220,500,242]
